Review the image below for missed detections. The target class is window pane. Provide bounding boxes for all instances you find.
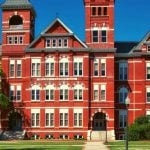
[92,7,96,16]
[93,30,98,43]
[98,7,101,16]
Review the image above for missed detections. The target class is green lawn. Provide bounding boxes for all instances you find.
[0,141,84,150]
[107,141,150,150]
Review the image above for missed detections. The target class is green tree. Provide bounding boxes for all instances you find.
[0,93,9,109]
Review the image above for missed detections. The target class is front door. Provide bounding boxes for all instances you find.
[9,112,22,131]
[93,112,106,131]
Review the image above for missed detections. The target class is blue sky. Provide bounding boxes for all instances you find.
[0,0,150,42]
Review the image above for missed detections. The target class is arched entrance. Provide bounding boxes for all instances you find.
[93,112,106,131]
[9,112,22,131]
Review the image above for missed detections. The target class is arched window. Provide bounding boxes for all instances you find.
[31,85,40,101]
[59,57,69,76]
[119,87,128,104]
[45,57,55,76]
[9,15,23,29]
[45,85,55,101]
[60,85,69,101]
[74,84,83,101]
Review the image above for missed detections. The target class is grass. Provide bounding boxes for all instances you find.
[0,141,84,150]
[107,141,150,150]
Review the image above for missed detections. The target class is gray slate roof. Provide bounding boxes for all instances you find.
[115,42,138,53]
[1,0,35,14]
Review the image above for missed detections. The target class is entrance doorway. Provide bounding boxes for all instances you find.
[93,112,106,131]
[9,112,22,131]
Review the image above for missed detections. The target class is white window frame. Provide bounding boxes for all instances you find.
[31,109,40,127]
[59,85,69,101]
[31,59,41,77]
[146,87,150,103]
[45,85,54,101]
[7,35,23,45]
[146,63,150,80]
[31,85,40,101]
[74,57,83,76]
[92,30,99,43]
[59,109,68,127]
[101,59,106,77]
[100,84,106,101]
[59,57,69,76]
[74,109,83,127]
[94,58,99,76]
[45,109,54,127]
[9,60,15,77]
[45,57,55,76]
[46,38,51,48]
[93,84,99,101]
[74,84,83,101]
[16,60,22,77]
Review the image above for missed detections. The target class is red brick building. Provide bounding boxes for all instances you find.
[0,0,150,140]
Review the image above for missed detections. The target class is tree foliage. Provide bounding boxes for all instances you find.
[0,93,9,109]
[128,116,150,141]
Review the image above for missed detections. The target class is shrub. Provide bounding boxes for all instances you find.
[128,116,150,141]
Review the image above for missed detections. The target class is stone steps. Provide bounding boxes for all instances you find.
[0,130,25,140]
[91,131,106,141]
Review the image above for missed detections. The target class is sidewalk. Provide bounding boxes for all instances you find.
[83,141,109,150]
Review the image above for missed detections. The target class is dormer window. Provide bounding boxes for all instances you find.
[45,38,68,48]
[9,15,23,29]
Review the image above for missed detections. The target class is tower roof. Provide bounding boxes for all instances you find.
[1,0,34,12]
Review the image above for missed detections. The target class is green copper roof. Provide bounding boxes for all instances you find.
[1,0,35,15]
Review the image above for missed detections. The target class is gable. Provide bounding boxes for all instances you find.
[26,18,87,50]
[46,21,69,34]
[131,32,150,53]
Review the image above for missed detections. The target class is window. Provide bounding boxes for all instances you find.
[74,58,83,76]
[100,85,106,100]
[16,60,22,77]
[10,85,15,101]
[58,39,62,47]
[101,30,107,42]
[60,85,68,101]
[146,63,150,79]
[98,7,102,16]
[10,60,15,77]
[148,45,150,52]
[59,58,69,76]
[94,62,98,76]
[74,109,83,127]
[92,30,98,43]
[101,59,106,76]
[119,87,128,104]
[64,39,68,47]
[74,85,83,101]
[119,110,127,128]
[9,85,22,101]
[45,85,54,101]
[45,38,68,48]
[92,7,96,16]
[45,109,54,127]
[46,39,51,47]
[16,85,21,101]
[59,109,68,127]
[103,7,107,16]
[146,111,150,122]
[31,109,40,127]
[52,39,56,47]
[31,59,41,77]
[7,36,23,45]
[119,62,128,80]
[31,85,40,101]
[94,90,98,100]
[146,87,150,103]
[45,58,54,76]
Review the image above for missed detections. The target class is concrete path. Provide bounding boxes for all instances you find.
[83,141,109,150]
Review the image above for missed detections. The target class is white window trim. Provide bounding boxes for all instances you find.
[45,109,54,127]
